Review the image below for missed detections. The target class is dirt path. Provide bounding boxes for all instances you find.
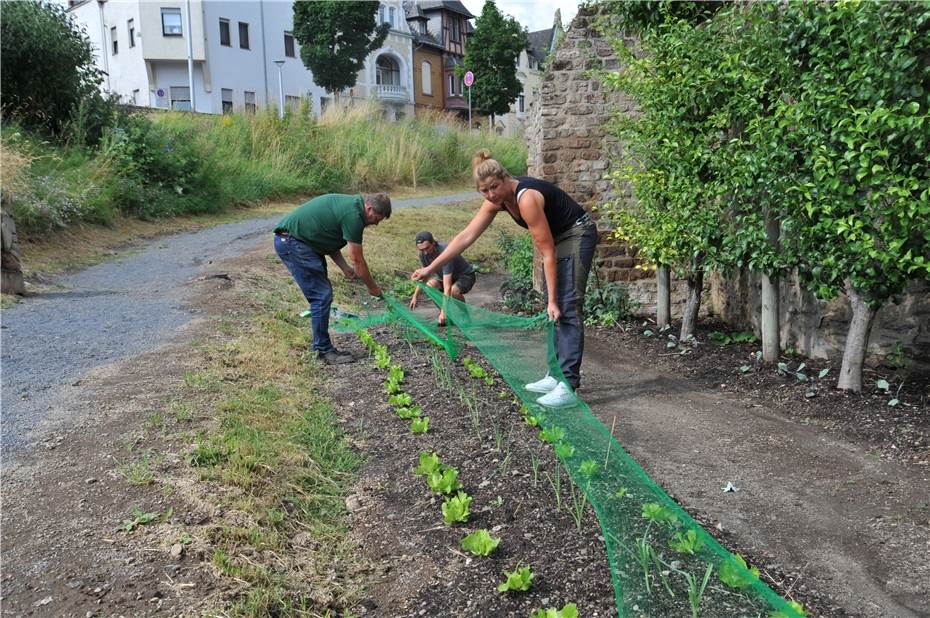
[2,222,927,617]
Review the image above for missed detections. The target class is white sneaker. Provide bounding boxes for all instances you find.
[524,374,559,393]
[536,382,576,408]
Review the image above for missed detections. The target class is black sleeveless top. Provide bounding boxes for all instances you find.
[508,177,586,237]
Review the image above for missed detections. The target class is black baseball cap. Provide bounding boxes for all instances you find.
[415,231,435,244]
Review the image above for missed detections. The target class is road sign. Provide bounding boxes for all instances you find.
[463,71,474,88]
[156,88,165,98]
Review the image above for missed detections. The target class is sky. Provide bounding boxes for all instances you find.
[459,0,580,34]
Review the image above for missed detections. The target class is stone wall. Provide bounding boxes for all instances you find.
[526,7,929,366]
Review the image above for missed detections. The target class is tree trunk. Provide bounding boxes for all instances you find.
[760,272,779,361]
[656,264,671,329]
[760,214,780,362]
[679,255,703,341]
[837,281,879,392]
[1,207,25,295]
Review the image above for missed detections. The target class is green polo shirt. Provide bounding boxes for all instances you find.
[275,194,365,255]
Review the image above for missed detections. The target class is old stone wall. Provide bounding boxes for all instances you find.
[526,7,929,366]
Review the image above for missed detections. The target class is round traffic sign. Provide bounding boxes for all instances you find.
[463,71,474,87]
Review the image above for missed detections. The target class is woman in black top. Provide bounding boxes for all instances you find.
[412,149,598,407]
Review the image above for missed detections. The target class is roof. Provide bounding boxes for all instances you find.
[527,28,554,63]
[415,1,475,19]
[405,3,428,21]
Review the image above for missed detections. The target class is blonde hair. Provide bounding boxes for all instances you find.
[471,149,511,187]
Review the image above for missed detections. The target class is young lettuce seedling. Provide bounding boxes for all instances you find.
[641,502,679,527]
[531,603,578,618]
[460,529,500,556]
[415,451,441,476]
[427,467,461,495]
[554,442,575,459]
[497,564,533,593]
[669,528,705,555]
[579,459,598,477]
[769,600,807,618]
[442,491,472,525]
[410,416,430,434]
[538,425,566,444]
[718,553,760,589]
[396,405,422,420]
[388,392,413,408]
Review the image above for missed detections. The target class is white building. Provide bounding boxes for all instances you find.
[67,0,414,118]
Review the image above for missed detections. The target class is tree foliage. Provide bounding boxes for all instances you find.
[462,0,528,120]
[0,1,103,136]
[292,1,389,95]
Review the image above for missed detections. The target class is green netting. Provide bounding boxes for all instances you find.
[339,283,804,618]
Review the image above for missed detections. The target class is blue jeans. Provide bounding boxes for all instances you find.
[274,234,335,353]
[548,222,597,389]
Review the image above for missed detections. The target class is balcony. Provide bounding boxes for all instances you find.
[377,84,408,101]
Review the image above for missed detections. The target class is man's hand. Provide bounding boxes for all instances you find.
[368,285,384,299]
[411,267,431,282]
[341,266,357,280]
[409,294,419,309]
[547,301,562,323]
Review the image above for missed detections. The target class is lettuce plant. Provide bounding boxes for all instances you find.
[388,392,413,407]
[442,491,472,525]
[497,564,533,593]
[410,416,429,434]
[641,502,679,527]
[554,442,575,458]
[396,405,422,420]
[579,459,598,477]
[770,600,807,618]
[427,466,461,494]
[538,425,566,444]
[531,603,578,618]
[374,345,391,369]
[718,553,760,589]
[460,529,500,556]
[669,529,704,555]
[415,451,441,476]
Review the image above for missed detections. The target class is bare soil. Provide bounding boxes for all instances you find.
[2,244,928,618]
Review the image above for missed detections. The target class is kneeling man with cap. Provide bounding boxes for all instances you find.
[409,231,476,327]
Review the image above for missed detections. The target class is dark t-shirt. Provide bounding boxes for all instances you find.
[419,242,475,280]
[275,194,365,255]
[508,176,586,237]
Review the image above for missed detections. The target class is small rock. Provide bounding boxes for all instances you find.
[34,596,53,607]
[85,478,97,484]
[346,496,362,511]
[170,543,184,558]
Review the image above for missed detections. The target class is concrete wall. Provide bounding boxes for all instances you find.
[525,5,929,365]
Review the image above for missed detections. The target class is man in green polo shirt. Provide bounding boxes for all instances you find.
[274,193,391,364]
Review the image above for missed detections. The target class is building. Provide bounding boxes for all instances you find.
[67,0,414,118]
[496,11,563,137]
[404,1,475,121]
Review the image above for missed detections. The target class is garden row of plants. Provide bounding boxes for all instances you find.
[360,316,808,617]
[596,0,929,393]
[356,328,580,618]
[0,1,526,238]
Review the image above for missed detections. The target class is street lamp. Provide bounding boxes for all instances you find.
[273,60,285,119]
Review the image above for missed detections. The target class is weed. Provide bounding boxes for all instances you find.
[118,456,155,486]
[120,507,159,532]
[709,331,757,345]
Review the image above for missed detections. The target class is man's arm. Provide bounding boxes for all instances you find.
[329,251,356,279]
[346,241,382,297]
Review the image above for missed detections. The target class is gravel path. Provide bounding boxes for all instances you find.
[0,192,478,458]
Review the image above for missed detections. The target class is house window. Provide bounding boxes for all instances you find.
[389,7,396,27]
[170,86,191,110]
[284,32,295,58]
[128,19,135,47]
[221,88,233,113]
[518,95,525,113]
[219,19,230,46]
[419,21,426,34]
[376,55,400,86]
[244,90,256,113]
[448,74,455,96]
[161,8,182,36]
[111,26,118,55]
[238,22,250,49]
[421,61,432,95]
[450,17,460,42]
[132,89,140,104]
[379,5,386,24]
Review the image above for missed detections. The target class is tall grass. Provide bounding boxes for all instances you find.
[4,102,527,238]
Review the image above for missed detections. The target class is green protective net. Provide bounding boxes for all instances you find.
[337,283,804,618]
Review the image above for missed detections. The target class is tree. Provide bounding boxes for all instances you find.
[462,1,528,125]
[292,1,389,96]
[0,1,102,136]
